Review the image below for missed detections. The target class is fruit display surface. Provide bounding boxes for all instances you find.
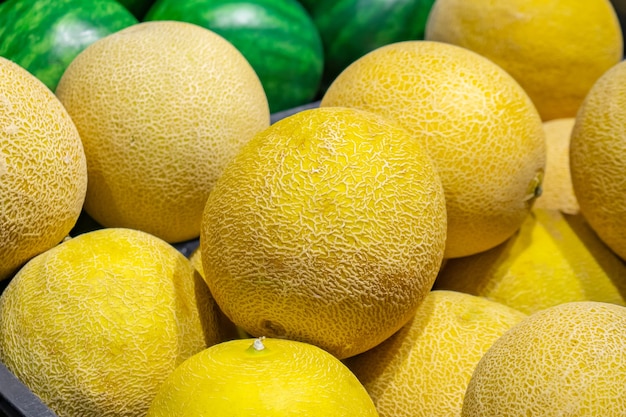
[0,363,57,417]
[3,0,626,416]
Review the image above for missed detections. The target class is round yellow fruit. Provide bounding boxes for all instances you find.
[0,228,230,417]
[570,60,626,261]
[435,208,626,314]
[346,290,526,417]
[147,337,379,417]
[425,0,623,121]
[201,106,447,359]
[462,301,626,416]
[533,118,579,214]
[55,21,270,243]
[321,40,546,258]
[0,57,87,281]
[189,245,204,276]
[188,246,248,340]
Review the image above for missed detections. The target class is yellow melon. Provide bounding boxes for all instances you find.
[346,290,526,417]
[425,0,623,121]
[321,40,546,258]
[55,21,270,243]
[533,118,579,214]
[0,57,87,281]
[570,59,626,261]
[435,208,626,314]
[201,106,447,359]
[147,337,379,416]
[462,301,626,416]
[188,245,201,270]
[0,227,232,417]
[187,246,248,340]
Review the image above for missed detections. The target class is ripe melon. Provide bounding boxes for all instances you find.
[55,20,270,243]
[346,290,526,417]
[425,0,623,121]
[0,56,87,281]
[570,59,626,261]
[533,118,579,214]
[321,40,546,258]
[435,208,626,314]
[188,246,248,340]
[147,337,379,416]
[188,246,204,277]
[0,227,231,417]
[462,301,626,416]
[144,0,324,113]
[201,106,447,359]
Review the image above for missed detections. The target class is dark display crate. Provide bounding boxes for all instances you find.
[0,363,57,417]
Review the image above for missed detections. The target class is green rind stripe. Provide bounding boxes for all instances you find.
[0,0,138,90]
[310,0,436,86]
[145,0,324,112]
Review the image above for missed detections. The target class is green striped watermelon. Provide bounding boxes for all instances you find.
[0,0,138,91]
[115,0,156,19]
[307,0,436,90]
[145,0,324,113]
[295,0,315,13]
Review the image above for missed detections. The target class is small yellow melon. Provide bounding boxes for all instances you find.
[321,40,546,258]
[462,301,626,416]
[147,337,379,417]
[435,208,626,314]
[0,57,87,281]
[0,227,231,417]
[570,59,626,261]
[533,118,579,214]
[346,290,526,417]
[201,106,447,359]
[188,246,204,276]
[188,246,248,340]
[425,0,623,121]
[55,21,270,243]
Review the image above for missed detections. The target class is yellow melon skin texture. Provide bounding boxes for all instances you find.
[55,21,270,243]
[425,0,623,121]
[533,118,579,214]
[345,290,526,417]
[189,246,204,276]
[462,301,626,416]
[321,41,546,259]
[147,337,379,417]
[0,57,87,281]
[570,60,626,261]
[0,228,230,417]
[188,246,250,340]
[201,106,447,359]
[435,208,626,314]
